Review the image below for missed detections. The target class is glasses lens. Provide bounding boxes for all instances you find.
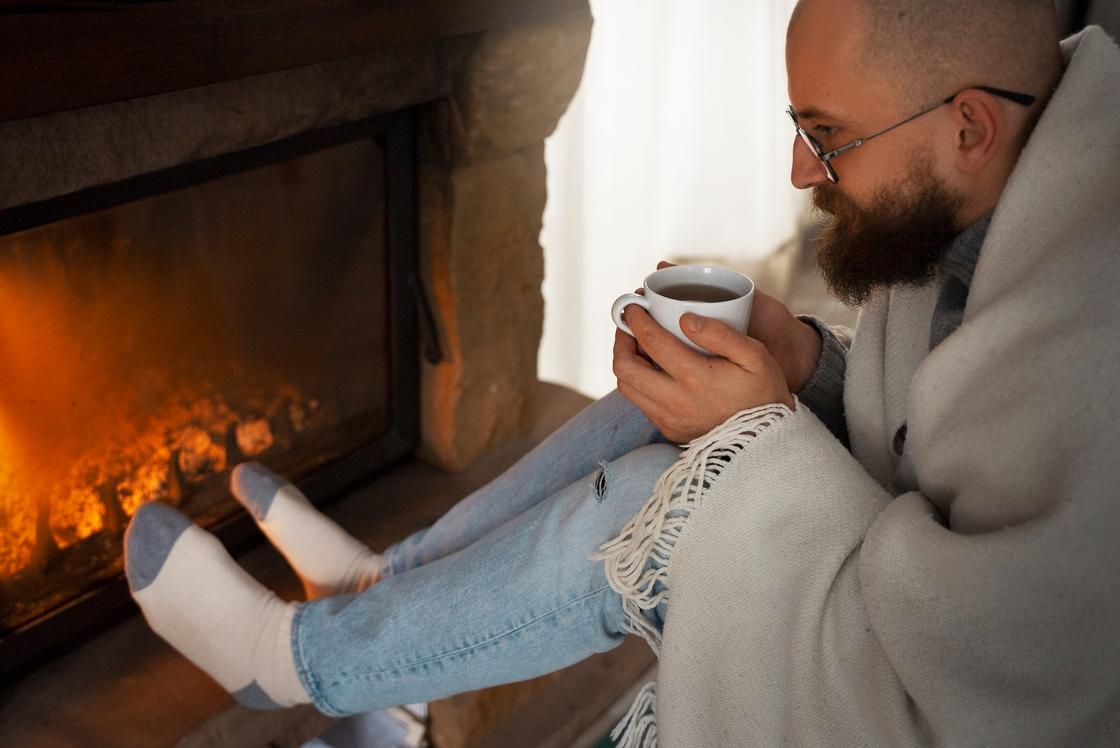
[795,130,839,183]
[788,107,839,183]
[797,129,823,157]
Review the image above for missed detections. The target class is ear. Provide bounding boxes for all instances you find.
[946,90,1003,174]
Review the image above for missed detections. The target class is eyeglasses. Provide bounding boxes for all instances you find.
[786,86,1037,184]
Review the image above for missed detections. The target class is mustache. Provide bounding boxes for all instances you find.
[811,185,857,218]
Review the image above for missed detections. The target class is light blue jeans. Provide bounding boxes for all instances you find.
[290,390,681,716]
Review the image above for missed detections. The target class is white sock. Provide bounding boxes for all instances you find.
[124,502,309,709]
[230,462,383,598]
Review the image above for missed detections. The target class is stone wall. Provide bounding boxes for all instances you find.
[418,15,593,471]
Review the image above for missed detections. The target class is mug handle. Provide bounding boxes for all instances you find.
[611,293,650,337]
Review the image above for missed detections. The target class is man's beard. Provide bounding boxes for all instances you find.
[812,159,965,307]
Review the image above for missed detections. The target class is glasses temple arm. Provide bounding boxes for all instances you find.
[814,86,1036,162]
[819,101,944,161]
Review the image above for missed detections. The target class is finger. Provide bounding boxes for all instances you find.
[613,318,679,399]
[614,321,667,381]
[614,327,659,375]
[656,260,678,270]
[624,305,709,382]
[679,314,769,370]
[614,326,654,372]
[616,305,677,369]
[614,326,638,358]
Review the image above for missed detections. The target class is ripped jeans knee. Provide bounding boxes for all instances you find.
[590,443,681,512]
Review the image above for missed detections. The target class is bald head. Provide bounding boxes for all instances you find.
[792,0,1064,110]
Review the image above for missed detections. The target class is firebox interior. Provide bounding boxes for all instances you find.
[0,115,419,681]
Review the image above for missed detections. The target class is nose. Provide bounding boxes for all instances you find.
[790,136,831,190]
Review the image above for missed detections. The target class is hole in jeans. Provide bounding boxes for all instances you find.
[593,462,608,501]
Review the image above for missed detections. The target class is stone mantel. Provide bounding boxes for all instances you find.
[0,0,590,124]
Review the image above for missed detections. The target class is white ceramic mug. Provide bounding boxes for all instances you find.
[611,265,755,355]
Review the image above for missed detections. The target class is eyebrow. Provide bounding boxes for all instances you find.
[793,106,850,125]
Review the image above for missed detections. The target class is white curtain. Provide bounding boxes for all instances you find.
[539,0,805,398]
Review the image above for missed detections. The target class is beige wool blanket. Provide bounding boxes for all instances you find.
[598,26,1120,747]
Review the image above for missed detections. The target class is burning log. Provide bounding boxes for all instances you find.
[48,486,105,551]
[175,427,226,485]
[235,417,273,457]
[287,399,319,434]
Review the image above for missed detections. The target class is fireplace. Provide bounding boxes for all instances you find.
[0,113,423,681]
[0,3,627,745]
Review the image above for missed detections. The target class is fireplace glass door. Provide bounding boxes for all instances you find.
[0,115,418,678]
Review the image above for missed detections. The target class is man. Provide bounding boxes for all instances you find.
[125,0,1119,744]
[606,0,1120,744]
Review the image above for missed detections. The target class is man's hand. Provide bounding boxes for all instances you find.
[613,304,795,444]
[747,288,823,394]
[652,261,823,393]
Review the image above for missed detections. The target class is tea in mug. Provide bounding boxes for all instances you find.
[657,283,742,303]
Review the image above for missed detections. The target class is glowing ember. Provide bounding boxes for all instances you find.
[236,418,274,456]
[51,486,107,550]
[116,455,173,518]
[288,400,318,434]
[176,427,227,484]
[1,383,317,570]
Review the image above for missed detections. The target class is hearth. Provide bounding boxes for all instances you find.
[0,115,422,682]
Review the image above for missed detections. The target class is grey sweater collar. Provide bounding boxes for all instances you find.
[927,214,992,352]
[939,214,992,289]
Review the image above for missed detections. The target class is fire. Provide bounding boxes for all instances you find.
[0,223,316,579]
[0,426,36,578]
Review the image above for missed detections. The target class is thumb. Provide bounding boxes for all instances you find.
[680,313,765,367]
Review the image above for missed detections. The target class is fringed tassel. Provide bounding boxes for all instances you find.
[592,402,791,652]
[592,402,793,748]
[610,680,658,748]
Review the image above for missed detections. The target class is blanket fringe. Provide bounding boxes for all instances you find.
[592,402,792,747]
[611,680,658,748]
[591,402,790,652]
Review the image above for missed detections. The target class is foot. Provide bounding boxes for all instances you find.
[230,462,383,598]
[124,502,309,709]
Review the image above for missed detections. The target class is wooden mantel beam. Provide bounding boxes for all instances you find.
[0,0,590,124]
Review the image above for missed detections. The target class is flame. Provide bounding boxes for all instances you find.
[0,224,314,578]
[0,420,36,577]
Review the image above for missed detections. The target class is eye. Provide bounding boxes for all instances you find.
[812,124,838,138]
